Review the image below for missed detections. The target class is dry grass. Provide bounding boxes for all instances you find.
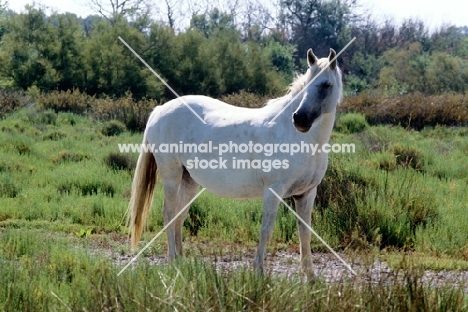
[340,93,468,130]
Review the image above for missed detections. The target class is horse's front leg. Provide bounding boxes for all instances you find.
[293,187,317,281]
[253,189,281,274]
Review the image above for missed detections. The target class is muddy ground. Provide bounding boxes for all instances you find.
[113,249,468,291]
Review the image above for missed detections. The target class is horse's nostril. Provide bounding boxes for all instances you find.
[293,112,307,126]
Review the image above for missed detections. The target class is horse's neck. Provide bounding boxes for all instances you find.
[263,94,296,120]
[312,110,336,146]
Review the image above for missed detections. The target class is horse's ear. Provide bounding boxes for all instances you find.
[328,48,337,70]
[307,48,318,67]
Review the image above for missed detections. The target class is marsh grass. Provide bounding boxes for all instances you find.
[0,240,466,311]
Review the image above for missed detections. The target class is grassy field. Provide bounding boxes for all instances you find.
[0,106,467,310]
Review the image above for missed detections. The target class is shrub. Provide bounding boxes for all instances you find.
[184,203,207,236]
[316,159,438,250]
[370,151,397,171]
[0,179,19,198]
[392,144,425,171]
[104,152,136,171]
[220,91,270,108]
[37,89,88,114]
[316,159,373,244]
[340,93,468,130]
[53,151,90,164]
[335,113,369,134]
[356,128,391,153]
[0,90,30,118]
[58,179,115,197]
[91,95,155,132]
[43,130,67,141]
[11,137,34,155]
[357,174,438,249]
[57,113,77,126]
[101,120,126,136]
[37,110,57,125]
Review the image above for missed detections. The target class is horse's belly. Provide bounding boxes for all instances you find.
[187,168,265,199]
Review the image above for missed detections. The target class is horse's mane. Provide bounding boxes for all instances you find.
[288,70,313,95]
[265,59,342,107]
[264,71,312,107]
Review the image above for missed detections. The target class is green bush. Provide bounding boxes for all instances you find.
[101,120,127,136]
[0,177,19,198]
[52,151,90,164]
[104,152,136,171]
[316,158,438,249]
[42,130,67,141]
[370,151,397,171]
[184,202,207,236]
[315,160,373,244]
[58,179,115,197]
[335,113,369,134]
[37,110,57,125]
[392,144,425,171]
[11,137,34,155]
[357,174,438,249]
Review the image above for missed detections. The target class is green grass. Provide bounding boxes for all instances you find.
[0,107,468,310]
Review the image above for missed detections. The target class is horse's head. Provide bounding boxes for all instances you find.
[292,48,343,133]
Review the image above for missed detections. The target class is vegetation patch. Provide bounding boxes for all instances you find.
[101,120,127,136]
[53,151,91,164]
[58,179,115,197]
[0,90,29,118]
[341,93,468,130]
[220,90,270,108]
[335,113,369,134]
[37,89,88,114]
[392,144,425,171]
[104,152,136,171]
[43,130,67,141]
[0,177,19,198]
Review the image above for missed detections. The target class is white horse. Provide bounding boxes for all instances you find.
[128,48,343,278]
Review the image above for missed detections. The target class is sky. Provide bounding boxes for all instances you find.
[6,0,468,29]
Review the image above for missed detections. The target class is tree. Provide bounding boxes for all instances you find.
[0,6,60,90]
[279,0,358,67]
[83,16,163,98]
[87,0,150,26]
[50,13,87,91]
[190,8,236,38]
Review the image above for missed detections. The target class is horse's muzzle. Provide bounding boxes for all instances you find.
[293,111,319,133]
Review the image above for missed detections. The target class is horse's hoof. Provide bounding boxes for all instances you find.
[306,273,318,284]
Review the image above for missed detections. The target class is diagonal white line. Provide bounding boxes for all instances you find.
[117,36,207,125]
[117,188,207,276]
[51,292,72,311]
[268,37,356,125]
[268,187,357,276]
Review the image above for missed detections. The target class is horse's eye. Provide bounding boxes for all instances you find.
[322,82,332,89]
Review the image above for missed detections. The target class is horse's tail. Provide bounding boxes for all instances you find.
[129,131,158,251]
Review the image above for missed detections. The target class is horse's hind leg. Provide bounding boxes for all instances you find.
[293,187,317,281]
[162,178,182,260]
[253,189,281,274]
[174,170,200,256]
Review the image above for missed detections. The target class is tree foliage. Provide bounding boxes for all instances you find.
[0,1,468,99]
